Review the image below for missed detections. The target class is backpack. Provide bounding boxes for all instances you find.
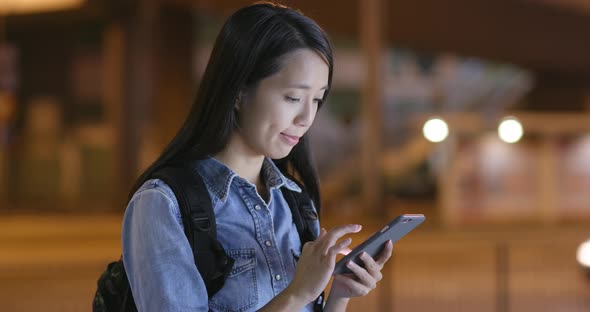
[93,164,324,311]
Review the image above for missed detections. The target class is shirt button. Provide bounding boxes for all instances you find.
[275,274,282,281]
[265,240,272,247]
[254,204,261,211]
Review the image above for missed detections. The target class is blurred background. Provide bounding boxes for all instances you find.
[0,0,590,311]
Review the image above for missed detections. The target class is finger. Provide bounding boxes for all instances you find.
[328,237,352,257]
[338,247,353,256]
[375,240,394,267]
[318,228,327,239]
[301,240,313,252]
[334,272,356,279]
[319,224,362,250]
[346,260,377,290]
[333,273,372,297]
[359,252,383,282]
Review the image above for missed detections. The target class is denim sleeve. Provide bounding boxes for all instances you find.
[122,186,209,312]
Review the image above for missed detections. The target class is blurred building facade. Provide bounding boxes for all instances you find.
[0,1,589,311]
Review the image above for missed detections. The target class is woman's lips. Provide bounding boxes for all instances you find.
[280,133,300,145]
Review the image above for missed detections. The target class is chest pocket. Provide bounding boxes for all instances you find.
[209,248,258,312]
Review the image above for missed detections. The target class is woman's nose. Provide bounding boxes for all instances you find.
[295,99,316,127]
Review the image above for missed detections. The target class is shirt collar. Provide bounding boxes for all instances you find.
[261,157,302,193]
[195,157,302,202]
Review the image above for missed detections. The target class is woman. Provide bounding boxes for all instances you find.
[122,2,393,311]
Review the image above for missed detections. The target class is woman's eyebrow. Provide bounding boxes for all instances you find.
[287,84,328,90]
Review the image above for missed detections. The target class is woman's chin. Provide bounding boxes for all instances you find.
[266,147,294,160]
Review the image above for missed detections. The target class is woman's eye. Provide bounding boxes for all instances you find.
[314,98,324,105]
[285,96,300,103]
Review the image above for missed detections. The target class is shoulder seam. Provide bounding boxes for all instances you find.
[132,181,183,227]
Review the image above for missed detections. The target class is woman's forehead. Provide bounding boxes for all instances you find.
[268,49,329,88]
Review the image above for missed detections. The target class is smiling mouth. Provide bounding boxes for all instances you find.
[280,133,300,145]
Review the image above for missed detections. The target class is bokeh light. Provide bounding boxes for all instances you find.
[423,118,449,143]
[498,116,524,143]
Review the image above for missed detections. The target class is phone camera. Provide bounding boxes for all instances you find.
[402,219,412,223]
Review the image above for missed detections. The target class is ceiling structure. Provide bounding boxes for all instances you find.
[194,0,590,110]
[528,0,590,14]
[5,0,590,110]
[6,0,590,75]
[191,0,590,77]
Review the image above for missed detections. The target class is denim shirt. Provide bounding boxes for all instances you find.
[122,157,320,312]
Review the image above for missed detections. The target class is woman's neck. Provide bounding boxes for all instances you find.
[214,134,265,187]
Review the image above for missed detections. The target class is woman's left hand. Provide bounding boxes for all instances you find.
[329,240,394,299]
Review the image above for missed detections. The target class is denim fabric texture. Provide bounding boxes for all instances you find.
[122,157,319,311]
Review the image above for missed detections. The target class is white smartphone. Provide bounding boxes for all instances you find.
[333,214,425,275]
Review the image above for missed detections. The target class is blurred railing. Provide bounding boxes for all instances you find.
[333,222,590,312]
[0,212,588,311]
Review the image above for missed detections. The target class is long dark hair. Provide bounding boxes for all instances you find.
[129,2,333,210]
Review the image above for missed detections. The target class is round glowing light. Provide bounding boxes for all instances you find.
[577,239,590,269]
[498,117,523,143]
[423,118,449,143]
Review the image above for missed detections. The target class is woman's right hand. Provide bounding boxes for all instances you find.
[286,224,362,303]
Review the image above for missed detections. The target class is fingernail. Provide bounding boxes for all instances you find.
[355,224,362,231]
[346,261,354,268]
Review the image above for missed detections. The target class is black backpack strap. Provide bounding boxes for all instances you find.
[281,188,319,243]
[281,187,324,312]
[152,165,234,298]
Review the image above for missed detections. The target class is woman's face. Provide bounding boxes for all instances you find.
[236,48,329,159]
